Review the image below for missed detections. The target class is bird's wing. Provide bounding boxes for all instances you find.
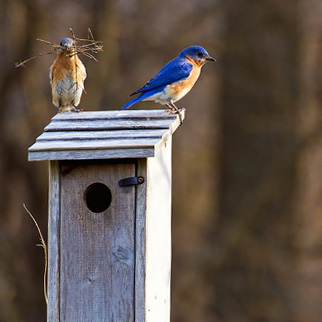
[130,57,193,96]
[76,57,87,81]
[49,63,54,86]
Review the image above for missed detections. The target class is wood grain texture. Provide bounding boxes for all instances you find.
[28,148,155,161]
[29,138,161,151]
[45,119,174,131]
[145,137,172,322]
[135,159,147,322]
[51,109,181,120]
[60,162,136,322]
[36,129,167,141]
[28,109,184,161]
[48,161,61,322]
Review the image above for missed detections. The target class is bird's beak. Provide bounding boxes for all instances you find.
[206,56,216,62]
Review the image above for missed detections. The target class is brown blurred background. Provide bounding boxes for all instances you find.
[1,0,322,321]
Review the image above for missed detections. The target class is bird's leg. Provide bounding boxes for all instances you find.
[72,106,82,112]
[170,101,186,113]
[166,103,176,113]
[72,101,82,112]
[169,101,183,125]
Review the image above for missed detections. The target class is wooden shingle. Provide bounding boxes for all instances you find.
[28,109,184,161]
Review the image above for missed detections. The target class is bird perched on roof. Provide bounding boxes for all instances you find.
[49,37,87,113]
[121,45,216,121]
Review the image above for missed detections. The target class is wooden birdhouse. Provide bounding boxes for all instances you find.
[28,109,184,322]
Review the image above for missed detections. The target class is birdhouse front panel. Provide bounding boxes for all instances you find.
[59,161,136,321]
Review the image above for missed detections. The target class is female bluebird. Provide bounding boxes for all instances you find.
[121,45,216,115]
[49,37,87,113]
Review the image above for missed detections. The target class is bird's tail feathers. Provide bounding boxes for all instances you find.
[120,95,145,110]
[129,90,141,97]
[120,87,164,110]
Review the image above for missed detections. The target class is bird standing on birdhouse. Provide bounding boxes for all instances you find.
[49,37,87,113]
[121,45,216,113]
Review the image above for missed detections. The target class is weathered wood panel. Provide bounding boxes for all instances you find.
[51,109,180,120]
[28,148,155,161]
[28,110,184,161]
[48,161,61,322]
[135,159,147,322]
[59,162,136,322]
[36,129,167,141]
[29,138,161,151]
[45,119,175,131]
[145,138,172,322]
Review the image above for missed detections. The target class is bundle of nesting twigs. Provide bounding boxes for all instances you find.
[15,28,103,68]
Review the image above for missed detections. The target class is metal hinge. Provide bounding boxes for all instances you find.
[119,176,145,187]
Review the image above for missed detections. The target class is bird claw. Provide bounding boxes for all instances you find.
[166,107,183,125]
[167,108,177,114]
[72,106,83,112]
[166,106,185,114]
[57,106,83,113]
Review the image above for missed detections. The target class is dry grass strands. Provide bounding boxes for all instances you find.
[15,28,103,68]
[23,203,48,305]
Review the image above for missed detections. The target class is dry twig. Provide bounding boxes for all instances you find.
[15,28,103,68]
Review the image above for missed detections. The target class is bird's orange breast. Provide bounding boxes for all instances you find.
[167,62,201,101]
[51,53,86,85]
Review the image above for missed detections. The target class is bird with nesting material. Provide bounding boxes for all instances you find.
[121,45,216,119]
[49,37,87,113]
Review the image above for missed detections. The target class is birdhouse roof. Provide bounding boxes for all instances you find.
[28,110,184,161]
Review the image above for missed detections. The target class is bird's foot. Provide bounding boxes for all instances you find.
[166,108,183,125]
[166,106,185,114]
[72,106,83,112]
[166,103,183,125]
[167,108,177,114]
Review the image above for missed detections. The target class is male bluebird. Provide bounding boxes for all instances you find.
[49,37,87,113]
[121,45,216,117]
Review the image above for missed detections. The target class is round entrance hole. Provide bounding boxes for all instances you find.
[84,182,112,213]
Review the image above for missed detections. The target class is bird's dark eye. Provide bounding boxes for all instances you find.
[197,51,203,58]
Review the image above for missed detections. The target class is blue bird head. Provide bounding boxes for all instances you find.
[179,45,216,64]
[59,37,74,50]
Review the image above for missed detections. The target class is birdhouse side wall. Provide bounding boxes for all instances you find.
[48,160,61,322]
[145,138,172,322]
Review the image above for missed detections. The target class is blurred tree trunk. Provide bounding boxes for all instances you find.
[295,1,322,321]
[0,0,47,321]
[214,1,300,321]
